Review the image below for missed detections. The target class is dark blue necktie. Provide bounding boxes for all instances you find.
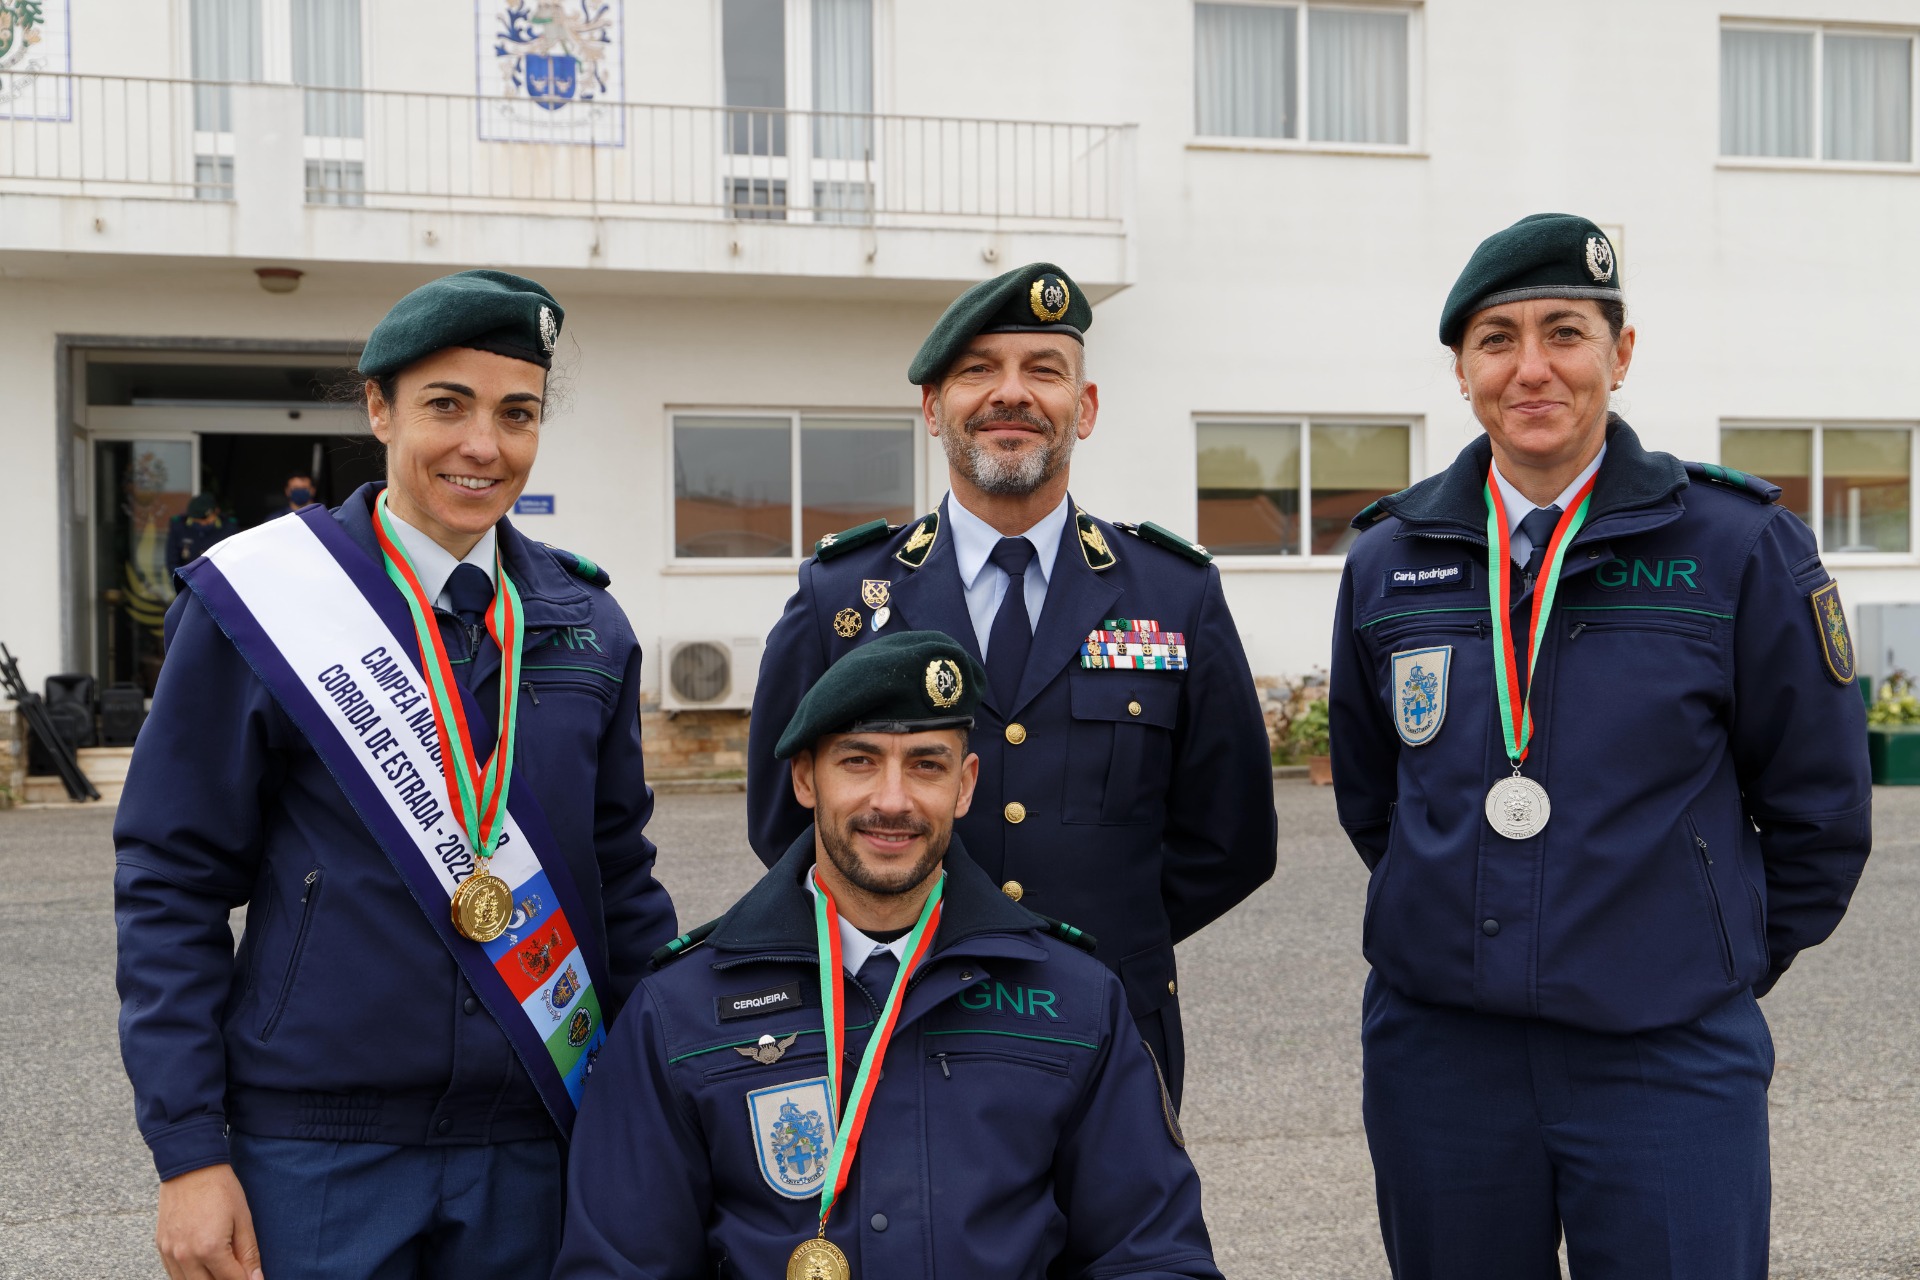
[446,563,495,630]
[1518,505,1564,585]
[856,947,900,1005]
[986,537,1036,708]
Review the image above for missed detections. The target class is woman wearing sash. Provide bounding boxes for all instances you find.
[114,270,677,1280]
[1328,214,1873,1278]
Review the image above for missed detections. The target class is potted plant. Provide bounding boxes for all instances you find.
[1867,671,1920,785]
[1288,698,1333,785]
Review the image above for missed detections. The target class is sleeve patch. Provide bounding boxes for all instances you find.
[1809,581,1856,686]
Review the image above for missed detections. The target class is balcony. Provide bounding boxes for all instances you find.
[0,73,1134,291]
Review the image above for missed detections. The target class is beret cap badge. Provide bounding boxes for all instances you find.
[1029,275,1071,324]
[1584,234,1615,283]
[538,304,559,354]
[925,658,964,710]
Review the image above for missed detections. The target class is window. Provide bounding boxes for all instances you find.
[673,413,917,559]
[1722,23,1915,163]
[1196,419,1410,556]
[1195,2,1411,146]
[1721,424,1913,553]
[722,0,875,220]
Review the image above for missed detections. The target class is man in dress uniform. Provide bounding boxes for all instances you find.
[556,630,1222,1280]
[1331,213,1873,1277]
[746,263,1277,1106]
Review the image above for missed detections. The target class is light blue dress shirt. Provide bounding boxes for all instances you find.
[385,507,498,611]
[945,493,1072,662]
[1491,444,1606,567]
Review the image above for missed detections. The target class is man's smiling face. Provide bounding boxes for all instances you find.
[367,346,544,552]
[924,331,1097,497]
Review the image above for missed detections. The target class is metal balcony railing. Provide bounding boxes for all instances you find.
[0,73,1133,231]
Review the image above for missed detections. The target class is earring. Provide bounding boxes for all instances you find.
[1460,391,1470,401]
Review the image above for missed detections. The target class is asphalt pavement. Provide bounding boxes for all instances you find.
[2,781,1915,1278]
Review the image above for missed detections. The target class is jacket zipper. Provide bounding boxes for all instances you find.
[522,681,540,706]
[1685,816,1736,980]
[260,870,322,1042]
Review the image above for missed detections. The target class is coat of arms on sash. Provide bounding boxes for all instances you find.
[1390,646,1451,747]
[478,1,625,145]
[0,0,71,122]
[747,1078,836,1199]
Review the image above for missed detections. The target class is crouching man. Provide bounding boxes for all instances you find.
[554,630,1221,1280]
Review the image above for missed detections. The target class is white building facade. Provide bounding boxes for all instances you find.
[2,0,1917,727]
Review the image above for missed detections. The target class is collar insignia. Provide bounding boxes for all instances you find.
[895,511,940,569]
[1076,511,1117,571]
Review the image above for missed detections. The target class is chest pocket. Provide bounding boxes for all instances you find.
[1063,673,1181,825]
[520,662,621,709]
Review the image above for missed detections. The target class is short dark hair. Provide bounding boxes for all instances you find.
[1448,297,1628,355]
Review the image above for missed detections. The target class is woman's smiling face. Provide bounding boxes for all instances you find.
[367,346,545,554]
[1454,298,1634,477]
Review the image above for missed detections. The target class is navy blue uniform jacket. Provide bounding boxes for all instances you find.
[554,833,1221,1280]
[1331,421,1871,1032]
[746,498,1276,1062]
[114,483,676,1180]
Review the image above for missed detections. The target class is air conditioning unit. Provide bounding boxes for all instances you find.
[659,636,764,713]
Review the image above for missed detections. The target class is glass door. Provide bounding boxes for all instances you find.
[92,437,196,694]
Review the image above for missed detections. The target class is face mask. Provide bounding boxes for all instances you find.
[289,486,313,505]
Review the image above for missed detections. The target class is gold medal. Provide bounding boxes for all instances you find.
[787,1237,850,1280]
[450,867,513,942]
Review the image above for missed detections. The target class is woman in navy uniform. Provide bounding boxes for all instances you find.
[115,270,676,1280]
[557,631,1220,1280]
[747,262,1277,1110]
[1330,214,1872,1278]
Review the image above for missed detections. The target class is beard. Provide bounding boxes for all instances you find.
[938,402,1078,497]
[818,808,949,897]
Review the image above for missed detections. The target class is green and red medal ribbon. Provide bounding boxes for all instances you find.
[810,873,946,1236]
[1484,468,1596,767]
[371,491,525,872]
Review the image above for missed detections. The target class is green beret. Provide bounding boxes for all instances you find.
[908,262,1091,385]
[1439,213,1622,346]
[360,269,564,379]
[774,631,985,759]
[185,494,219,518]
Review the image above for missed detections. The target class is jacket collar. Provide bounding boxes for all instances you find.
[1361,417,1687,542]
[334,481,592,629]
[707,827,1048,961]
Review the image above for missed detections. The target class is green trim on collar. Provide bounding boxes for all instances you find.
[1075,511,1118,571]
[894,510,941,569]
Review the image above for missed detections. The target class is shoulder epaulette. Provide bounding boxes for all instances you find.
[1074,510,1118,571]
[1031,912,1099,954]
[1115,520,1212,565]
[543,544,611,588]
[1685,461,1781,504]
[814,518,894,562]
[893,510,941,569]
[648,918,721,970]
[1352,499,1391,527]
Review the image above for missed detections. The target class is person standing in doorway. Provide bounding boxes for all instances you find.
[115,269,675,1280]
[746,262,1276,1109]
[1330,214,1872,1278]
[276,473,321,517]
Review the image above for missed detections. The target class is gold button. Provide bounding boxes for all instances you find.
[1005,722,1027,745]
[1001,880,1025,902]
[1004,801,1027,824]
[1128,700,1142,717]
[1168,980,1178,995]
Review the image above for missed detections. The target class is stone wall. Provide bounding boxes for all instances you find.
[639,699,750,781]
[0,705,22,810]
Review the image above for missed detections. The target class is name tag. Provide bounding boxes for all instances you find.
[718,981,805,1022]
[1384,562,1471,594]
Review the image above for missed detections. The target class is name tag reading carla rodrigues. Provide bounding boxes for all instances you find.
[1385,562,1471,593]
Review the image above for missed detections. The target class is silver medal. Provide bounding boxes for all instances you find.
[872,606,891,630]
[1484,774,1551,840]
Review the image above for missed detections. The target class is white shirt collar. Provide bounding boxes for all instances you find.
[381,499,497,612]
[1491,443,1607,534]
[806,867,911,973]
[946,492,1073,591]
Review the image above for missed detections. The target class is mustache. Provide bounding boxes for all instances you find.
[962,407,1055,436]
[848,812,931,838]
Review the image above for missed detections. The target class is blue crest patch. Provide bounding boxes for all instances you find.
[747,1077,837,1200]
[1391,647,1451,747]
[1809,581,1855,685]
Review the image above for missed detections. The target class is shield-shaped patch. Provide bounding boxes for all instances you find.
[747,1077,837,1200]
[1390,646,1451,747]
[1809,581,1856,685]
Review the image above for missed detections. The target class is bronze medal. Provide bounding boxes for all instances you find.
[787,1237,850,1280]
[451,867,514,942]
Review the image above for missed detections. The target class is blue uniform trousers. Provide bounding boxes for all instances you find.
[230,1133,562,1280]
[1361,974,1773,1280]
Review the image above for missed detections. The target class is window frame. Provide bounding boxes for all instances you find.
[1189,0,1426,157]
[1195,412,1420,568]
[1719,418,1920,564]
[665,405,926,571]
[1718,18,1920,172]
